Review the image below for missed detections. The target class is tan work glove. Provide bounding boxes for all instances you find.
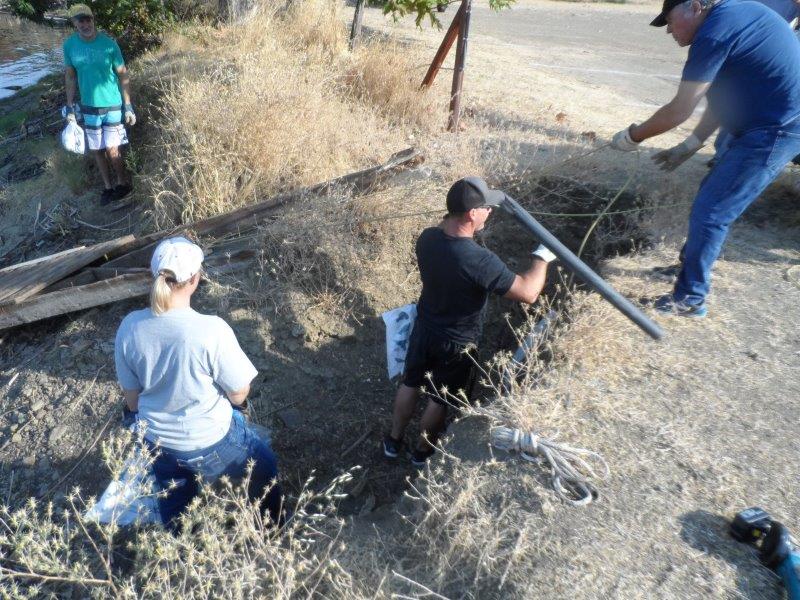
[652,134,703,172]
[610,125,640,152]
[124,103,137,126]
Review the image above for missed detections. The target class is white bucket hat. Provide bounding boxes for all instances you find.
[150,237,204,283]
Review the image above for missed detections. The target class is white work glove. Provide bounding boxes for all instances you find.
[63,105,77,123]
[652,134,703,172]
[610,125,640,152]
[124,103,136,126]
[532,244,557,263]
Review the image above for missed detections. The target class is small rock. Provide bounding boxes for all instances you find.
[49,425,67,444]
[9,423,18,433]
[30,399,45,413]
[290,324,305,338]
[746,350,759,360]
[11,432,22,444]
[277,408,303,430]
[358,494,376,516]
[22,455,35,467]
[71,339,92,353]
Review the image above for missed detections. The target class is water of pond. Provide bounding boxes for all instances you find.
[0,14,69,101]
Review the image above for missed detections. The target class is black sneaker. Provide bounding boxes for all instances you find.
[382,435,402,459]
[114,184,133,200]
[409,447,435,468]
[100,188,115,205]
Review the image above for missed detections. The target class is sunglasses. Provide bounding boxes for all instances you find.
[75,16,93,23]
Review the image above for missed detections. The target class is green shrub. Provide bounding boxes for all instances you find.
[8,0,181,56]
[7,0,51,21]
[91,0,178,56]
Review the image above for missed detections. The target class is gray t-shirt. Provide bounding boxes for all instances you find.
[114,307,257,451]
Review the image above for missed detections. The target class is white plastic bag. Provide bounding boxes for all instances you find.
[381,303,416,380]
[84,449,162,526]
[60,120,85,155]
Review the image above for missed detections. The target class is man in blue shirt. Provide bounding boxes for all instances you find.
[711,0,799,161]
[610,0,800,318]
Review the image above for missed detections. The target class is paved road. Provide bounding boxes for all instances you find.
[467,1,688,109]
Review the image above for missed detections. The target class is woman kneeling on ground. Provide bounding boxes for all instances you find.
[114,237,283,531]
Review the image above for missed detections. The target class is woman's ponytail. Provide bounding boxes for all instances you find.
[150,270,175,315]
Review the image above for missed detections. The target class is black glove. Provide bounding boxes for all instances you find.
[121,404,138,429]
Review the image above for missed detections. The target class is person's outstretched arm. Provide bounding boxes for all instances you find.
[503,245,555,304]
[630,80,711,142]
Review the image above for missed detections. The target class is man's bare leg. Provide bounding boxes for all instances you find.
[91,149,113,189]
[106,145,128,186]
[390,384,419,441]
[417,399,447,453]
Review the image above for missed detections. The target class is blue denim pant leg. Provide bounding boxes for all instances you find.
[150,412,282,531]
[674,121,800,302]
[713,128,731,157]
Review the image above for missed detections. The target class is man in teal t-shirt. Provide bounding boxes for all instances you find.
[63,3,136,206]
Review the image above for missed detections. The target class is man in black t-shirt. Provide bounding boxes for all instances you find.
[383,177,556,466]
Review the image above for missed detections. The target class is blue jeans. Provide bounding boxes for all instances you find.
[675,120,800,303]
[149,411,283,531]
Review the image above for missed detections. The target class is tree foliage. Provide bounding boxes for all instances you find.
[8,0,179,56]
[382,0,516,28]
[7,0,52,22]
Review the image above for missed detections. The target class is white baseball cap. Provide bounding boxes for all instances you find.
[150,237,204,283]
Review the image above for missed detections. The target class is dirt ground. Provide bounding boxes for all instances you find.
[1,1,799,598]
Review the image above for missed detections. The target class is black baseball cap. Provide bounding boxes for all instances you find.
[446,176,506,214]
[651,0,683,26]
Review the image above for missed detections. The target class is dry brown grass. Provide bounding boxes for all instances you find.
[131,0,437,229]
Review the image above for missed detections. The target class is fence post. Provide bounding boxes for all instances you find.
[350,0,366,50]
[420,2,465,88]
[447,0,471,132]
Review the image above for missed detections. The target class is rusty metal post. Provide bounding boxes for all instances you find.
[447,0,471,132]
[350,0,366,50]
[420,2,465,89]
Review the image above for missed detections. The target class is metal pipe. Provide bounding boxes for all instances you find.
[501,309,557,395]
[502,195,664,341]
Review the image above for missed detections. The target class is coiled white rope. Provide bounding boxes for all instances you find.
[490,427,610,506]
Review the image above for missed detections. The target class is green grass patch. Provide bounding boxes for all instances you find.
[0,110,30,136]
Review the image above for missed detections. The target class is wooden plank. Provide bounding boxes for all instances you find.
[0,273,152,331]
[0,235,135,305]
[0,246,86,275]
[40,270,98,294]
[0,259,254,331]
[101,148,422,269]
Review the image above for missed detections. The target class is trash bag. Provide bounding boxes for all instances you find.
[381,303,416,380]
[84,448,162,526]
[60,120,85,155]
